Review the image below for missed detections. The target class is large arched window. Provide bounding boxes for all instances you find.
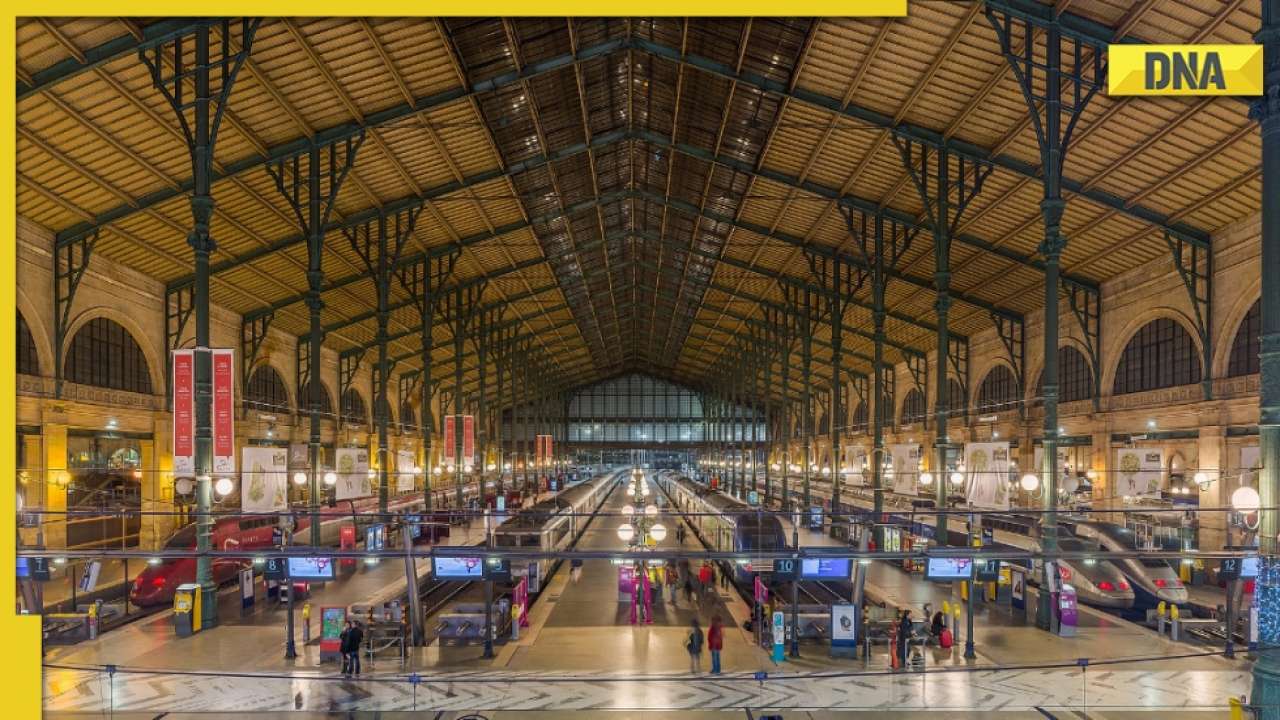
[817,408,830,436]
[244,364,291,414]
[900,388,926,426]
[975,364,1019,414]
[374,396,394,427]
[1034,346,1094,405]
[63,317,152,394]
[1113,318,1202,395]
[947,378,966,418]
[1227,300,1260,377]
[17,311,39,376]
[850,402,867,433]
[341,388,368,425]
[298,380,334,416]
[400,401,416,432]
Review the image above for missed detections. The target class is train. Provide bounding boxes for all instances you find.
[656,472,788,583]
[129,480,489,607]
[1065,520,1189,608]
[492,469,623,590]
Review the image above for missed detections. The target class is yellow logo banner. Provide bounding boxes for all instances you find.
[1109,44,1263,96]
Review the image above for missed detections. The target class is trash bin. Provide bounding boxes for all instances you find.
[173,583,202,637]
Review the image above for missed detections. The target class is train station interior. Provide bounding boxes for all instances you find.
[11,3,1280,718]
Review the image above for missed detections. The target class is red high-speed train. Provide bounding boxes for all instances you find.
[128,481,515,607]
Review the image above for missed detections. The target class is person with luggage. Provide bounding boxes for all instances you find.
[686,618,704,673]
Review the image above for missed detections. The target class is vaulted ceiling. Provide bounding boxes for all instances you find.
[15,4,1263,406]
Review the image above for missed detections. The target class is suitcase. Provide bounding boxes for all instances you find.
[939,628,954,649]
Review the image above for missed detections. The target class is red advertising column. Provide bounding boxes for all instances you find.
[211,349,236,474]
[172,350,195,476]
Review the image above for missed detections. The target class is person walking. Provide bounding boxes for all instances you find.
[708,615,724,674]
[339,620,353,675]
[683,568,695,604]
[665,564,677,604]
[896,609,912,670]
[571,557,583,583]
[698,562,712,601]
[686,618,704,674]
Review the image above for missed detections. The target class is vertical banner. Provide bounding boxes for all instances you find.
[241,446,288,512]
[1115,448,1165,497]
[211,348,236,474]
[335,448,371,500]
[443,416,456,464]
[964,442,1011,509]
[544,435,553,465]
[534,433,543,466]
[396,449,416,492]
[172,349,195,476]
[462,415,475,464]
[888,443,920,495]
[843,445,868,486]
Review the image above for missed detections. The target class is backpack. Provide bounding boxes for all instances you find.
[939,627,953,649]
[688,630,703,653]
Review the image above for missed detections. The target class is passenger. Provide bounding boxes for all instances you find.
[339,621,353,675]
[683,569,695,604]
[698,562,712,599]
[665,564,677,604]
[347,621,364,676]
[896,610,912,669]
[571,557,583,583]
[686,618,704,673]
[930,610,946,638]
[708,615,724,674]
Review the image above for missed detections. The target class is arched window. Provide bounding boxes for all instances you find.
[1227,299,1261,377]
[878,388,895,427]
[817,408,830,436]
[1034,346,1094,405]
[947,378,966,418]
[297,380,334,416]
[850,402,867,433]
[374,396,394,427]
[400,401,416,432]
[244,364,290,414]
[900,388,926,426]
[975,364,1019,413]
[341,388,368,425]
[63,317,152,394]
[1113,318,1202,395]
[17,311,39,376]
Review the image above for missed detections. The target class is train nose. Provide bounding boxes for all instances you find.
[130,574,167,605]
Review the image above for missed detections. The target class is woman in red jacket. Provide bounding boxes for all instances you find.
[708,615,724,674]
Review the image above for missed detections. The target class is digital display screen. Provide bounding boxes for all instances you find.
[287,557,335,580]
[433,556,484,579]
[925,557,973,581]
[801,558,851,580]
[16,557,29,578]
[1242,556,1259,579]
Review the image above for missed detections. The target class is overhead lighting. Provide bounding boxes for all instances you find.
[292,472,307,486]
[214,477,234,497]
[1020,473,1040,492]
[920,472,934,486]
[949,471,964,486]
[649,523,668,542]
[1232,486,1261,513]
[323,472,338,486]
[616,523,636,543]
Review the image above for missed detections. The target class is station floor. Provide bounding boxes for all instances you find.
[42,473,1254,715]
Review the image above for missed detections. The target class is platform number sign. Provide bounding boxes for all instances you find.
[773,558,800,580]
[976,559,1001,582]
[265,557,287,581]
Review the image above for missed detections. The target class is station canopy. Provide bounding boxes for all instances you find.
[15,7,1262,404]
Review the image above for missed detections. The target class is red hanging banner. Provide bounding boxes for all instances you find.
[172,350,195,476]
[211,348,236,474]
[534,433,544,466]
[544,435,553,465]
[443,415,456,463]
[462,415,474,464]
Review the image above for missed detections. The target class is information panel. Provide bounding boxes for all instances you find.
[801,558,852,580]
[287,557,335,580]
[433,556,484,579]
[924,557,973,581]
[172,349,195,476]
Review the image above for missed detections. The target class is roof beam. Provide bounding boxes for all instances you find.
[54,34,631,247]
[629,35,1212,248]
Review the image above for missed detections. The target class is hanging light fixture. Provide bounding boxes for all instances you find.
[292,472,307,486]
[1020,473,1040,492]
[616,523,636,542]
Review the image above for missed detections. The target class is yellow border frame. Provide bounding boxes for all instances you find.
[5,4,906,718]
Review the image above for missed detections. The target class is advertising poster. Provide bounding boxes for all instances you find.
[287,557,335,580]
[1115,448,1164,497]
[889,443,920,495]
[289,443,310,468]
[965,441,1011,509]
[335,447,371,500]
[831,604,858,643]
[172,349,195,476]
[212,348,236,474]
[1241,445,1261,488]
[396,449,416,492]
[462,415,475,464]
[241,446,288,512]
[434,556,484,579]
[843,445,868,486]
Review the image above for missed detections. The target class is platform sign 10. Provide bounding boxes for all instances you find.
[772,558,800,581]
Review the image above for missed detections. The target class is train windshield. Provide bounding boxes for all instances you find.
[164,524,198,550]
[1058,538,1117,584]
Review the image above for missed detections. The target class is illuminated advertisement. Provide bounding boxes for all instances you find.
[801,558,851,580]
[287,557,335,580]
[924,557,973,581]
[433,556,484,579]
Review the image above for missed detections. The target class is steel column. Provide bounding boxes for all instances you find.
[1251,1,1280,714]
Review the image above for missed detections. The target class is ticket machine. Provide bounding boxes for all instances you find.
[173,583,202,637]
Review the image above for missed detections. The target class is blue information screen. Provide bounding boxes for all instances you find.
[924,557,973,581]
[433,556,484,579]
[287,557,335,580]
[801,558,851,580]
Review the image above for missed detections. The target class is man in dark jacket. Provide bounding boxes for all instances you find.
[897,609,913,668]
[339,621,353,675]
[346,621,364,675]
